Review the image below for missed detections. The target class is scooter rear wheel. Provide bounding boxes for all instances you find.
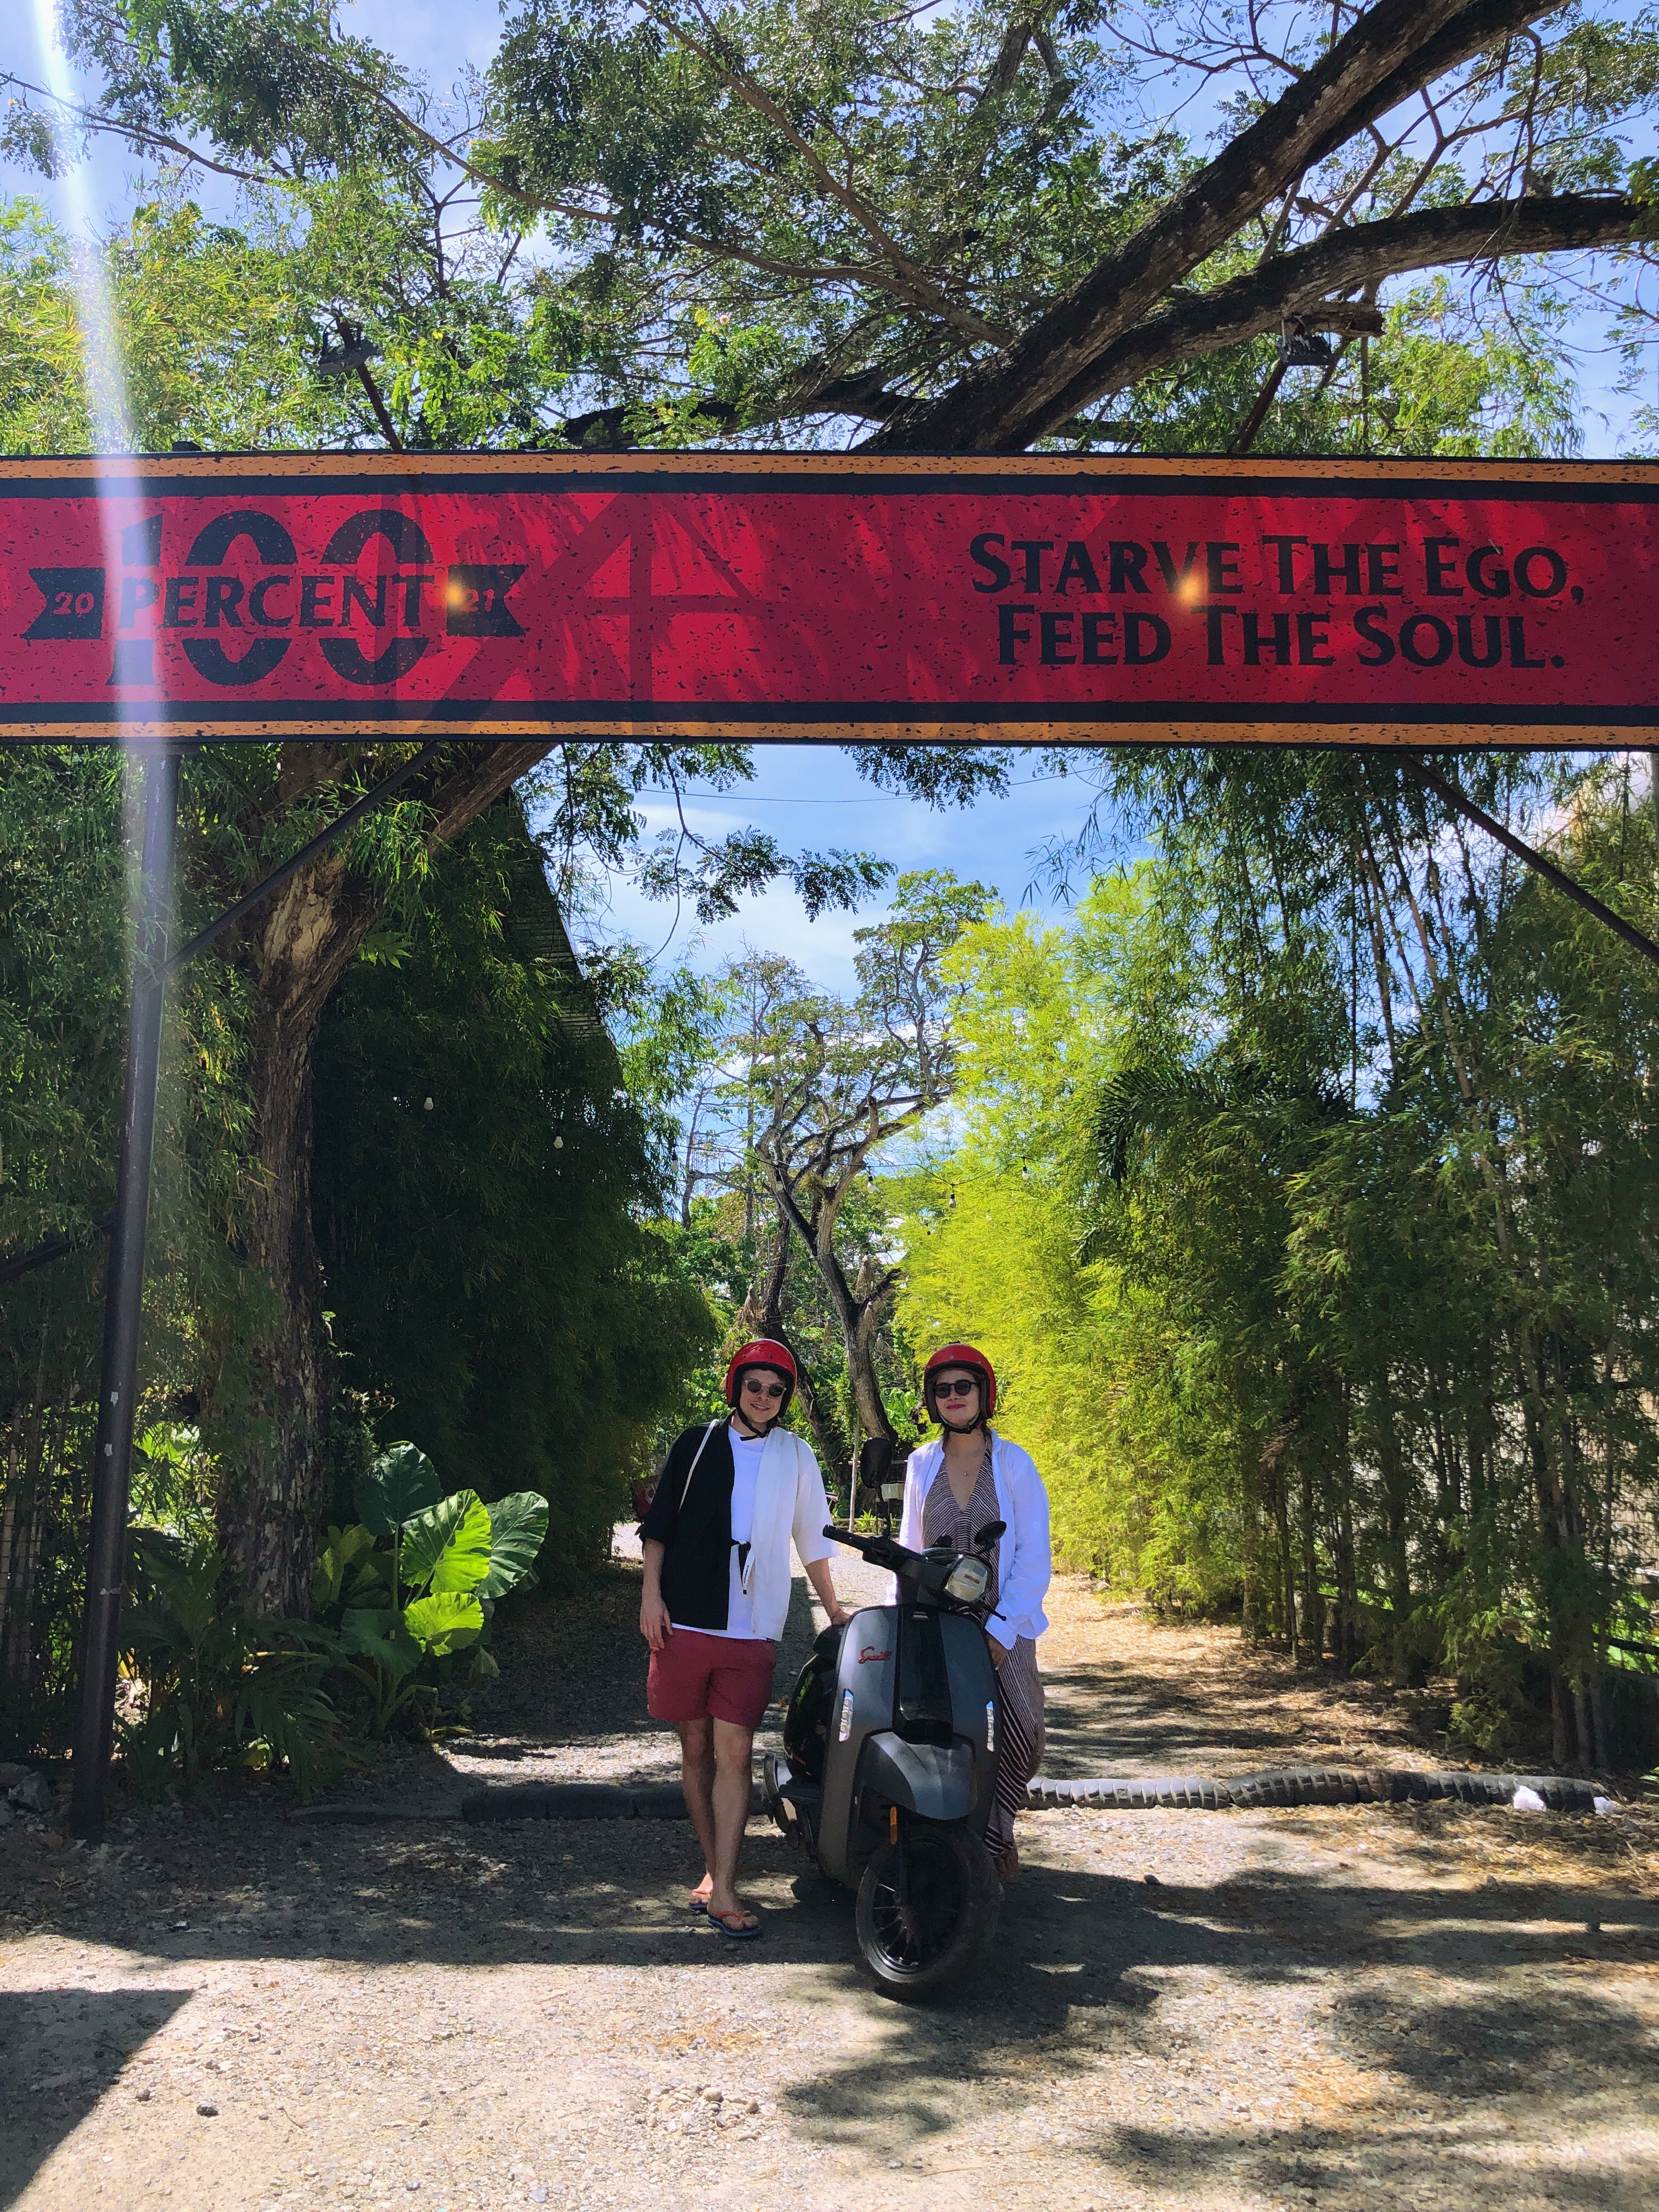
[854,1819,1000,2000]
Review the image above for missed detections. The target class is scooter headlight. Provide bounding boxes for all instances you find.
[943,1555,990,1604]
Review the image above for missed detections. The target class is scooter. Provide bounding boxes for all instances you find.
[762,1459,1006,2000]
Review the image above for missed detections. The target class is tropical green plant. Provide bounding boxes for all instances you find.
[310,800,719,1585]
[119,1528,341,1798]
[309,1443,549,1736]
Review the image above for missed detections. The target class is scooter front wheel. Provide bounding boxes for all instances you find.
[854,1819,1001,2001]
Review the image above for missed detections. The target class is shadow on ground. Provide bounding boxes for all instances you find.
[7,1563,1656,2210]
[0,1987,192,2209]
[773,1857,1659,2208]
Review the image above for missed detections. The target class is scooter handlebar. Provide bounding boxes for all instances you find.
[823,1523,910,1571]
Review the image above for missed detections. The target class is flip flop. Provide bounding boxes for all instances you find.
[708,1907,762,1940]
[687,1894,710,1915]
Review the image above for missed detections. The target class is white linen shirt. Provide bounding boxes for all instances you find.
[724,1423,838,1643]
[893,1431,1052,1647]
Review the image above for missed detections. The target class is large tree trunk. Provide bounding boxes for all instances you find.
[809,1197,896,1446]
[212,740,552,1616]
[213,903,357,1615]
[1374,1393,1417,1689]
[733,1206,840,1472]
[761,1166,898,1447]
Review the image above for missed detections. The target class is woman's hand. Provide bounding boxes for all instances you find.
[988,1635,1012,1669]
[640,1591,673,1652]
[826,1600,853,1628]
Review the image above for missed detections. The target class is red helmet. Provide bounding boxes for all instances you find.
[923,1341,997,1420]
[724,1338,798,1412]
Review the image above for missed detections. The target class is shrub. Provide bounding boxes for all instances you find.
[310,1442,548,1735]
[119,1529,340,1798]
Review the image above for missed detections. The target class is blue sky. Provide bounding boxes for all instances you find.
[592,749,1125,995]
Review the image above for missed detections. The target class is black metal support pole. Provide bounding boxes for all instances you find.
[69,747,180,1843]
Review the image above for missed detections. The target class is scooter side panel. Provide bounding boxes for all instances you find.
[938,1612,1000,1832]
[816,1604,899,1886]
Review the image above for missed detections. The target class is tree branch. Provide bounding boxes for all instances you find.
[557,367,907,450]
[975,5,1049,108]
[0,71,278,185]
[1048,193,1647,424]
[1396,756,1659,973]
[639,5,1013,346]
[355,78,995,338]
[866,0,1559,451]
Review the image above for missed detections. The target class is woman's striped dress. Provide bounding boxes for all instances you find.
[922,1437,1045,1854]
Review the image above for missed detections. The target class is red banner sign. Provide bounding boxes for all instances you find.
[1,454,1652,743]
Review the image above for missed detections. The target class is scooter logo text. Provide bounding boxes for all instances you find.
[857,1645,891,1663]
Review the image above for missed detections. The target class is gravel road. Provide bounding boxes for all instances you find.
[2,1541,1656,2212]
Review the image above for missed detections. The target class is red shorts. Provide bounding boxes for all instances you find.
[647,1628,776,1729]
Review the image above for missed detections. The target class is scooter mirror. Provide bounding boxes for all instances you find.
[858,1436,895,1486]
[974,1520,1007,1547]
[858,1436,897,1527]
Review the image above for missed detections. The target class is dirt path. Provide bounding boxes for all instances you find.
[3,1552,1657,2212]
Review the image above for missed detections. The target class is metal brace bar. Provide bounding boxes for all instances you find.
[159,738,444,981]
[1396,753,1659,972]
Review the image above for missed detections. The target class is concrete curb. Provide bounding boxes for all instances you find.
[460,1781,695,1824]
[298,1766,1613,1826]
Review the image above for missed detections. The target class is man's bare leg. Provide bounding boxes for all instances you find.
[676,1717,716,1905]
[707,1719,758,1928]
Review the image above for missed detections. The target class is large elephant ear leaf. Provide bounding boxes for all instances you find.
[400,1492,491,1595]
[339,1607,421,1678]
[403,1591,484,1656]
[356,1442,442,1538]
[478,1491,550,1600]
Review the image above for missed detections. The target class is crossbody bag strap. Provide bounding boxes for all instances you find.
[678,1419,723,1516]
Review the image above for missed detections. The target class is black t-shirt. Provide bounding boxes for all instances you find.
[639,1420,738,1633]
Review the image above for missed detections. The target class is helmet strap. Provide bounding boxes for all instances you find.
[730,1408,780,1438]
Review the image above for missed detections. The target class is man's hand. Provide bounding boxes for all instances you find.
[989,1635,1011,1669]
[640,1592,673,1652]
[804,1556,850,1629]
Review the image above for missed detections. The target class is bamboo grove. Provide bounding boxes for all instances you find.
[898,751,1659,1771]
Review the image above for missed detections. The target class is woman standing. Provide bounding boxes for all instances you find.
[639,1339,849,1938]
[894,1342,1051,1880]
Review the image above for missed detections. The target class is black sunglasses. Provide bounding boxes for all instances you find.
[741,1376,787,1400]
[934,1377,980,1400]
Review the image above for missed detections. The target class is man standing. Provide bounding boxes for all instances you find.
[639,1340,850,1938]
